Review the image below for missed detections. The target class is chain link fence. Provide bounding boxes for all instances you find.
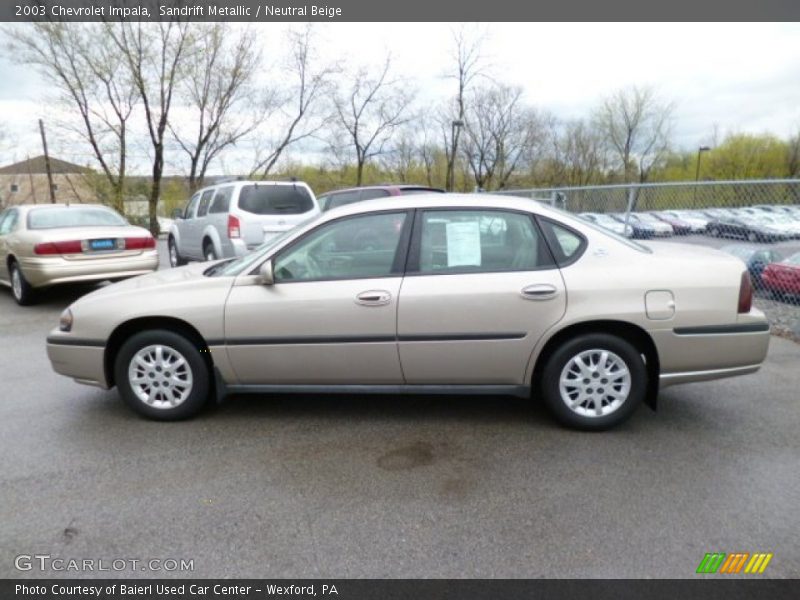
[492,180,800,341]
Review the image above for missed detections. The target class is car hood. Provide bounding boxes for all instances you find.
[79,261,218,300]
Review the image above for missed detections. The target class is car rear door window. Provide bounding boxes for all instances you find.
[538,218,587,266]
[415,210,554,274]
[209,186,234,214]
[197,189,215,217]
[274,212,408,282]
[238,185,314,215]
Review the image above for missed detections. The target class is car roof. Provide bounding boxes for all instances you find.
[322,184,444,195]
[7,203,110,214]
[321,192,554,219]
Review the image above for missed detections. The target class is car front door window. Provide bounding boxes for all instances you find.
[273,212,408,282]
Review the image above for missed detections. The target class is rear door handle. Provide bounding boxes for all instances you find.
[355,290,392,306]
[521,284,559,301]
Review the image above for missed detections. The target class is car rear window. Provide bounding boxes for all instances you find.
[237,185,315,215]
[28,207,127,229]
[325,190,363,211]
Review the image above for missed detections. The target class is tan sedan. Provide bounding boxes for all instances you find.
[46,194,770,430]
[0,204,158,305]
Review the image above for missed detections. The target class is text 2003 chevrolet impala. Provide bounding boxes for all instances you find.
[46,194,770,430]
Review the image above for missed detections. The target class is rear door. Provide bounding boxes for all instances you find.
[235,184,320,250]
[207,186,235,256]
[185,189,216,259]
[397,208,567,385]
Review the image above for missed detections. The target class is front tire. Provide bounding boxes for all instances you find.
[539,333,647,431]
[115,330,210,420]
[9,261,36,306]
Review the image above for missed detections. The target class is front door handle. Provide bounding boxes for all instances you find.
[521,284,559,301]
[355,290,392,306]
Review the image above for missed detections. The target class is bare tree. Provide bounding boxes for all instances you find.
[250,26,337,178]
[332,56,415,186]
[550,118,609,187]
[788,130,800,178]
[442,26,486,191]
[170,23,261,192]
[109,21,193,234]
[594,85,674,183]
[9,23,137,213]
[461,84,543,190]
[380,131,418,183]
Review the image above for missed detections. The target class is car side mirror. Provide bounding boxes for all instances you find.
[258,260,275,286]
[172,208,183,220]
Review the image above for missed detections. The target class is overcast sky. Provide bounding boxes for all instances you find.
[1,22,799,174]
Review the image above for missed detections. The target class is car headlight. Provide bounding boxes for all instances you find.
[59,308,73,332]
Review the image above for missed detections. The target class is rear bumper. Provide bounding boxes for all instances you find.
[651,319,770,387]
[21,251,159,288]
[46,334,108,389]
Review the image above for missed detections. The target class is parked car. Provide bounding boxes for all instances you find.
[0,204,158,306]
[168,180,320,267]
[658,210,709,233]
[761,252,800,302]
[47,193,770,431]
[578,212,633,237]
[608,214,656,239]
[318,184,445,212]
[749,213,800,239]
[720,245,784,290]
[705,214,788,242]
[649,212,692,235]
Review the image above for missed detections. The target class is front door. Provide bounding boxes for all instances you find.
[397,209,568,385]
[223,211,411,385]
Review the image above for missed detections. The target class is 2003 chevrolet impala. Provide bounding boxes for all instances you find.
[46,194,770,430]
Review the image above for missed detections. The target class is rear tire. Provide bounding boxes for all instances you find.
[114,329,210,421]
[747,231,758,243]
[168,237,187,267]
[708,226,719,238]
[9,261,36,306]
[203,241,217,262]
[539,333,647,431]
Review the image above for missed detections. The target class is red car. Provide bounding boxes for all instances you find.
[318,184,444,212]
[761,252,800,299]
[650,212,693,235]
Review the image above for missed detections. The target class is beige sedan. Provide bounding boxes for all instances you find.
[0,204,158,305]
[46,194,770,430]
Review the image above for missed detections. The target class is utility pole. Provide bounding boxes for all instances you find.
[25,154,38,204]
[39,119,56,204]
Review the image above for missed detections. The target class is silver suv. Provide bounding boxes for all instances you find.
[168,180,320,266]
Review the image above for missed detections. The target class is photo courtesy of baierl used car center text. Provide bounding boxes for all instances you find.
[0,1,799,599]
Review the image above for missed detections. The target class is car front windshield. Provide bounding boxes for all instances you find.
[207,214,319,277]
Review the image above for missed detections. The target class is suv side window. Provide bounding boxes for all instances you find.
[184,193,201,219]
[210,186,234,214]
[274,212,408,283]
[197,189,215,218]
[415,210,554,274]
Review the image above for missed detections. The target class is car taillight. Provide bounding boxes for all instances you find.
[228,214,241,239]
[33,240,83,255]
[738,271,753,314]
[125,236,156,250]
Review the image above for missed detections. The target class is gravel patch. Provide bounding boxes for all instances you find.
[755,294,800,343]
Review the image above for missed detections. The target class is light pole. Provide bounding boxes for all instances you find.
[447,119,464,192]
[693,146,711,207]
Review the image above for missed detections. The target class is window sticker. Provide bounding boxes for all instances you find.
[446,221,482,267]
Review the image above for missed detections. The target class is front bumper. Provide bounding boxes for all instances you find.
[21,251,159,288]
[46,333,109,389]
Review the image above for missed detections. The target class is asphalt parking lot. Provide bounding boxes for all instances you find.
[1,238,799,579]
